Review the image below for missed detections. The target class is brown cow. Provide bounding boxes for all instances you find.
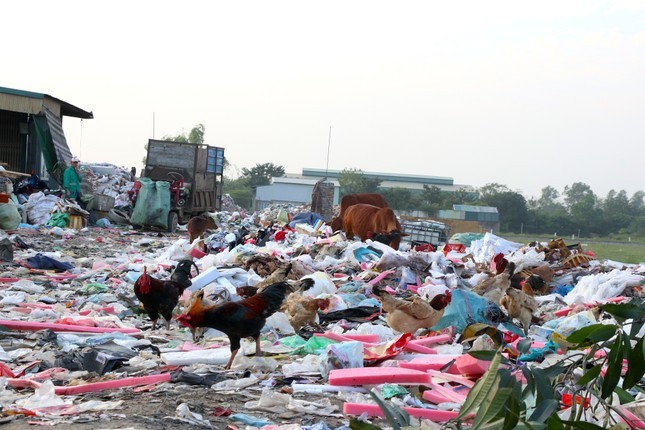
[187,215,218,251]
[342,203,407,249]
[330,193,389,232]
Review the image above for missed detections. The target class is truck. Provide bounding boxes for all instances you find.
[142,139,225,232]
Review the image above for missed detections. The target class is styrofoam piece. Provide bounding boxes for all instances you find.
[161,349,230,366]
[0,319,141,335]
[404,342,438,354]
[187,266,222,291]
[410,334,452,346]
[343,403,459,421]
[426,369,475,388]
[399,355,460,373]
[329,367,431,386]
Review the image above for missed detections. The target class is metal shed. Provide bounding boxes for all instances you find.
[0,86,93,185]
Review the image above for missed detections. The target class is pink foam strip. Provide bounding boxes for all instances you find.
[368,269,396,286]
[0,320,141,334]
[426,369,475,388]
[55,373,171,395]
[18,303,54,309]
[329,367,431,386]
[6,378,41,390]
[454,354,491,377]
[316,332,379,347]
[616,406,645,429]
[422,389,454,404]
[315,332,380,343]
[343,403,459,421]
[410,334,452,346]
[399,356,459,373]
[404,342,438,354]
[428,382,467,402]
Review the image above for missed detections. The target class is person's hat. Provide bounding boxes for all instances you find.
[71,156,80,163]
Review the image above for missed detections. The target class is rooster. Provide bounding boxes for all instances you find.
[372,286,452,334]
[134,266,189,330]
[280,292,330,332]
[176,280,292,369]
[471,262,516,305]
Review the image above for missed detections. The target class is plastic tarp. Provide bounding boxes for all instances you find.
[32,107,74,185]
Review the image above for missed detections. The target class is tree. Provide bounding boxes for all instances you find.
[240,163,285,188]
[478,184,528,233]
[629,191,645,217]
[418,185,443,216]
[534,186,565,213]
[338,168,381,196]
[381,187,417,212]
[563,182,600,236]
[163,123,205,144]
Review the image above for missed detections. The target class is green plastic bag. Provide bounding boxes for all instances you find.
[46,212,70,228]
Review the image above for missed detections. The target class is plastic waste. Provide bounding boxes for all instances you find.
[176,403,213,428]
[95,218,112,228]
[187,266,222,291]
[161,348,230,366]
[321,341,363,378]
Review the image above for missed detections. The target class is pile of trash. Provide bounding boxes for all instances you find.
[0,206,644,429]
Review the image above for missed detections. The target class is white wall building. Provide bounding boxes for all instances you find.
[254,176,340,210]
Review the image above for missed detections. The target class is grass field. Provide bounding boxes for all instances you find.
[498,234,645,265]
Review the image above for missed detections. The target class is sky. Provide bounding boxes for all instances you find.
[3,0,644,200]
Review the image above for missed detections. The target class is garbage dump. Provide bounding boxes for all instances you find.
[0,193,644,428]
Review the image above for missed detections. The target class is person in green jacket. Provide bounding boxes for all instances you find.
[63,156,83,201]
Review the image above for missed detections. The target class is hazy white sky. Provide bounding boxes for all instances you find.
[3,0,644,199]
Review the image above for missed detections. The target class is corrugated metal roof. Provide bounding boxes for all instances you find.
[302,168,454,186]
[0,86,93,119]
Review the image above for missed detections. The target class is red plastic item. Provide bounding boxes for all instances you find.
[562,393,590,409]
[414,243,435,252]
[443,243,466,255]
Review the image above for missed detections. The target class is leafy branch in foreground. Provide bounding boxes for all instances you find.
[447,298,644,429]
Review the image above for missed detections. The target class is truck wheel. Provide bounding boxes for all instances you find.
[167,211,179,233]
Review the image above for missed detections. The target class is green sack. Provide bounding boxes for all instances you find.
[0,203,22,230]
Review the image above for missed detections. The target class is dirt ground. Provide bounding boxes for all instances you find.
[0,227,371,429]
[1,382,354,429]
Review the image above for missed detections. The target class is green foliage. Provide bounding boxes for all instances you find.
[338,168,381,196]
[162,123,205,144]
[478,183,528,233]
[381,187,418,212]
[240,163,285,188]
[451,299,644,429]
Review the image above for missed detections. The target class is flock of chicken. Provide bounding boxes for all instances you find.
[134,262,330,369]
[131,195,571,370]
